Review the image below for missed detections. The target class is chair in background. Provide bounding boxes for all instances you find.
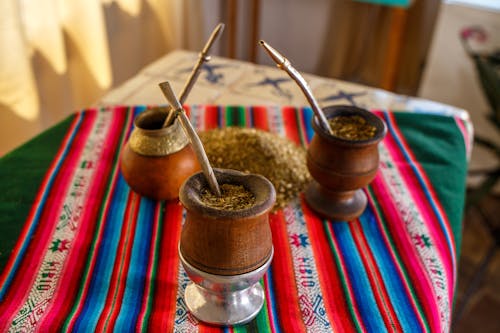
[453,25,500,325]
[222,0,261,62]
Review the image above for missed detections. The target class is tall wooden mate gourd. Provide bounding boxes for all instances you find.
[179,168,276,276]
[178,168,275,325]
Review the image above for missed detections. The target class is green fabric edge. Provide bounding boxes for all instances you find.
[392,112,468,258]
[0,115,75,272]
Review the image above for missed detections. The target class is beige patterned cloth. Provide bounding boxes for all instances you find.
[98,49,472,152]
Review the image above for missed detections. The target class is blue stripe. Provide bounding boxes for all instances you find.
[113,198,156,332]
[218,106,224,128]
[383,113,455,266]
[133,105,147,119]
[331,222,387,332]
[72,175,130,331]
[248,106,254,128]
[264,268,282,333]
[360,206,424,332]
[0,113,83,300]
[301,107,315,144]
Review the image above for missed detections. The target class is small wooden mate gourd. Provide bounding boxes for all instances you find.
[305,105,387,221]
[120,108,200,200]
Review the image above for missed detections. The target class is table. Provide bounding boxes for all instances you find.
[0,51,471,332]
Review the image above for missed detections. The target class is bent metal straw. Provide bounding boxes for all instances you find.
[162,23,225,128]
[259,40,333,135]
[159,81,221,197]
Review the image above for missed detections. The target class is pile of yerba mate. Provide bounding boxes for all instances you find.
[199,127,311,210]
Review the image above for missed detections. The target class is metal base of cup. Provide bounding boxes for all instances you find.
[184,280,265,326]
[305,180,367,221]
[179,247,273,326]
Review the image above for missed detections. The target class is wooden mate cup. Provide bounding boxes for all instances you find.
[305,105,387,221]
[178,168,276,325]
[179,168,275,276]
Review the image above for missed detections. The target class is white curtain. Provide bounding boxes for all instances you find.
[0,0,204,155]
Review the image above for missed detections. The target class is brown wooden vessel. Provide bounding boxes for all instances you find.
[305,105,387,221]
[120,108,200,200]
[179,169,276,276]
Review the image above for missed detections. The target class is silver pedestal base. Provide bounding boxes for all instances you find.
[184,280,265,325]
[179,247,273,326]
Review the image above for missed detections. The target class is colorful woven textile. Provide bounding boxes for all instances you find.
[0,105,468,332]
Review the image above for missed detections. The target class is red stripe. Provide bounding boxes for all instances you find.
[204,105,219,130]
[268,211,306,332]
[326,223,369,332]
[371,175,441,332]
[301,198,360,332]
[199,325,224,332]
[147,201,183,331]
[38,107,131,331]
[454,118,470,157]
[349,220,402,332]
[384,113,455,304]
[386,112,453,247]
[0,111,96,328]
[386,113,454,263]
[136,203,162,330]
[63,107,134,331]
[281,106,301,145]
[105,194,142,330]
[0,113,82,289]
[94,191,135,330]
[96,193,141,331]
[366,191,429,331]
[252,106,269,131]
[184,105,191,118]
[263,273,278,333]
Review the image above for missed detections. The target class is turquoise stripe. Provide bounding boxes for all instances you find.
[113,198,156,331]
[264,268,282,333]
[218,106,224,128]
[331,222,387,332]
[301,107,315,144]
[72,175,130,331]
[360,207,424,332]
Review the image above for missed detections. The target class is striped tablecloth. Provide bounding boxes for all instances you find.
[0,105,469,332]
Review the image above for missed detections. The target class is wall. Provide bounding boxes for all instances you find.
[418,1,500,182]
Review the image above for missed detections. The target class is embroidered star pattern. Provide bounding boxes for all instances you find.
[291,233,309,248]
[49,239,70,252]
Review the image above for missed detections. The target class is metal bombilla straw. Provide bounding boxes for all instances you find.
[259,40,333,135]
[162,23,225,128]
[159,81,221,197]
